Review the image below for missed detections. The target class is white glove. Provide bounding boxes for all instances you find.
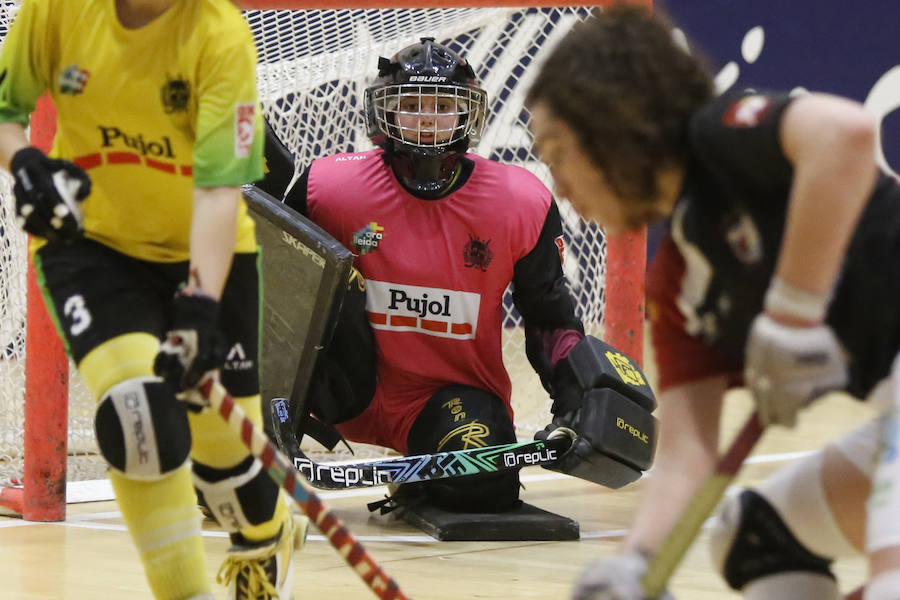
[571,551,674,600]
[744,313,848,427]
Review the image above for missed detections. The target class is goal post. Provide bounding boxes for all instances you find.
[0,1,647,521]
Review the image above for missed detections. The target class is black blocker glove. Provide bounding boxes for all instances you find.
[536,336,657,489]
[154,290,229,396]
[11,146,91,242]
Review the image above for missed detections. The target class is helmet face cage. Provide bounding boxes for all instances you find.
[368,83,487,149]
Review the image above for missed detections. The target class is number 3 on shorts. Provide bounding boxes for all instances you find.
[63,294,92,336]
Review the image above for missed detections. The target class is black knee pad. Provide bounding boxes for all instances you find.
[94,377,191,480]
[714,489,835,590]
[193,455,280,533]
[407,385,520,513]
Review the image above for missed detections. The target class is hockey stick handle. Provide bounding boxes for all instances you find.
[641,412,764,598]
[196,379,411,600]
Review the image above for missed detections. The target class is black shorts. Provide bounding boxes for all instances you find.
[829,183,900,399]
[34,237,260,397]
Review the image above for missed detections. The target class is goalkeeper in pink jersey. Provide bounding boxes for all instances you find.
[260,39,657,526]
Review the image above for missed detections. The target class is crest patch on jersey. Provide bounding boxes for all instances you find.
[725,212,763,264]
[352,221,384,254]
[58,65,89,95]
[463,234,493,271]
[722,95,772,128]
[554,235,566,266]
[234,103,256,158]
[161,77,190,113]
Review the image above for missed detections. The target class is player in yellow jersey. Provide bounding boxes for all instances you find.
[0,1,305,598]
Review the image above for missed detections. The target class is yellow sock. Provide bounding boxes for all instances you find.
[111,465,210,599]
[190,393,289,542]
[239,494,291,542]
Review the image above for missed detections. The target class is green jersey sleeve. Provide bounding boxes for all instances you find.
[0,0,52,126]
[192,22,264,188]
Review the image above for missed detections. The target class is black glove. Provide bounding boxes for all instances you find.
[11,146,91,242]
[154,290,228,393]
[535,336,657,489]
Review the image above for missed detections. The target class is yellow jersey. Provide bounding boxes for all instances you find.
[0,0,263,261]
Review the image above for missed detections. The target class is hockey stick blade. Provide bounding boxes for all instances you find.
[641,412,764,598]
[271,397,572,490]
[192,380,411,600]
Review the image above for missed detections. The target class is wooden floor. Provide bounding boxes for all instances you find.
[1,391,874,599]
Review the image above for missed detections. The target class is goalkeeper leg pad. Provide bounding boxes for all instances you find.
[94,376,191,480]
[538,387,657,488]
[193,455,280,533]
[407,385,521,511]
[709,489,839,598]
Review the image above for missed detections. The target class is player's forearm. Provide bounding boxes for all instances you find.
[0,122,30,171]
[775,94,877,300]
[622,376,726,554]
[188,186,241,300]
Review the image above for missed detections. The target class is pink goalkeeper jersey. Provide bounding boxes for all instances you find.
[306,148,552,452]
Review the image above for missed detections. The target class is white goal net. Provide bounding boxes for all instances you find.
[0,4,620,489]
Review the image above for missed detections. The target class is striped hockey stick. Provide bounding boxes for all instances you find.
[193,378,411,600]
[271,397,572,490]
[641,412,764,598]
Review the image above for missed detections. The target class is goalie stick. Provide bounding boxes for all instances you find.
[188,379,410,600]
[270,397,574,490]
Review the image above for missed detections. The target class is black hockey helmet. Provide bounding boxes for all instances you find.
[364,38,488,197]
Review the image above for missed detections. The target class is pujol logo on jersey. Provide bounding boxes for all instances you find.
[365,280,480,339]
[353,222,384,254]
[59,64,89,95]
[234,103,256,158]
[98,126,175,158]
